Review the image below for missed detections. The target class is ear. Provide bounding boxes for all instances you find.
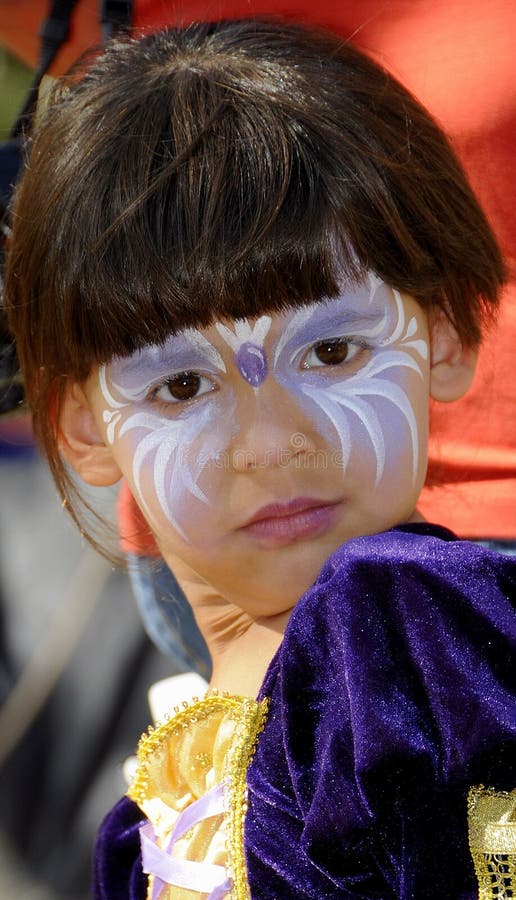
[58,382,122,486]
[429,308,478,402]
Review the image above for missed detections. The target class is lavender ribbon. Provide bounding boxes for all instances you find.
[140,782,232,899]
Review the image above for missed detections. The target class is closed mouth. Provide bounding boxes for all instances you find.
[239,497,342,546]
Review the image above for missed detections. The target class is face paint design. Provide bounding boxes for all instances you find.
[99,330,234,540]
[215,316,271,387]
[272,273,427,485]
[99,274,428,541]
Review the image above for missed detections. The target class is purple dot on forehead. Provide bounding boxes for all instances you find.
[236,343,268,387]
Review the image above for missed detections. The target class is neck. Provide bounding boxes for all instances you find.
[165,553,290,698]
[207,608,290,698]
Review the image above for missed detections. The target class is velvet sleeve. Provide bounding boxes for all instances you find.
[93,796,147,900]
[245,525,516,898]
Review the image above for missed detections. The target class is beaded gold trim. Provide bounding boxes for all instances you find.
[128,693,269,899]
[468,785,516,899]
[223,697,269,898]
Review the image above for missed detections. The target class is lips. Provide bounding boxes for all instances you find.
[239,497,342,546]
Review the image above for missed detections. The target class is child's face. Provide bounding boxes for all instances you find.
[84,275,431,616]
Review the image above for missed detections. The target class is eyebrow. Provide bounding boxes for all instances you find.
[111,331,226,388]
[273,301,389,365]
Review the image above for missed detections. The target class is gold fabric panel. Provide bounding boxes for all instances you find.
[128,694,269,900]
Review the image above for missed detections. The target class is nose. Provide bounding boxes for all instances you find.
[227,378,320,472]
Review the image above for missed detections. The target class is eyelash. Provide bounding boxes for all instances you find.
[149,372,216,406]
[300,337,371,371]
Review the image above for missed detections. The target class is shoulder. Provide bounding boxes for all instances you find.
[312,521,515,585]
[264,523,516,783]
[285,523,516,645]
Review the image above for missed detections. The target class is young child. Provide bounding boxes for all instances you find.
[5,18,516,899]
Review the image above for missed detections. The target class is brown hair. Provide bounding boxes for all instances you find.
[4,17,506,541]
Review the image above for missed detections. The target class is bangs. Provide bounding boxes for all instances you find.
[8,19,505,396]
[78,141,359,361]
[51,53,364,371]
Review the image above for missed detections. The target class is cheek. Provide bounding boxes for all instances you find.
[277,364,428,488]
[368,390,427,485]
[112,400,236,542]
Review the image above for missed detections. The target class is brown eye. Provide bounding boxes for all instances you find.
[302,338,364,370]
[154,372,213,403]
[313,340,350,365]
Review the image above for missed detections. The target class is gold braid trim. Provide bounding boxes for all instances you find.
[127,693,269,899]
[224,697,269,899]
[468,785,516,900]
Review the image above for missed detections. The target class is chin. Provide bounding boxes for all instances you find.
[241,558,332,617]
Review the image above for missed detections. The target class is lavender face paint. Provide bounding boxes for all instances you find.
[236,344,268,387]
[99,275,428,541]
[99,330,235,540]
[272,273,427,485]
[215,316,271,387]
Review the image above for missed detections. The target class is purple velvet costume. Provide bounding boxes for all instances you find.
[94,524,516,898]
